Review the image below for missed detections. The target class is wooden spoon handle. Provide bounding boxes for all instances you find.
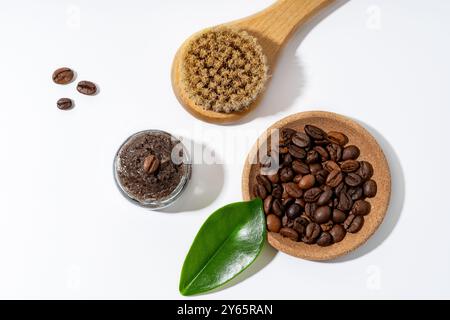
[232,0,333,63]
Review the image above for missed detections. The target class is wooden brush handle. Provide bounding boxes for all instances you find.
[232,0,333,63]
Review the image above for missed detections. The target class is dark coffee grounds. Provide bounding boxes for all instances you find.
[116,131,185,202]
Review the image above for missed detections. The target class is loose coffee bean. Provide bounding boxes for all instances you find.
[282,153,293,167]
[292,160,310,175]
[285,182,303,198]
[292,132,311,148]
[263,195,273,215]
[351,200,371,216]
[345,173,363,187]
[302,222,321,243]
[309,163,323,175]
[56,98,73,110]
[272,199,284,216]
[358,161,374,180]
[286,203,301,219]
[321,220,334,232]
[317,187,333,206]
[282,216,294,228]
[143,154,160,174]
[280,128,296,145]
[304,187,322,202]
[77,81,97,95]
[324,161,340,172]
[256,175,272,193]
[342,145,360,160]
[305,202,317,217]
[344,214,364,233]
[317,232,333,247]
[341,160,360,173]
[288,144,306,159]
[280,227,299,241]
[267,173,279,184]
[313,206,331,224]
[272,184,283,199]
[279,167,294,182]
[299,174,316,190]
[282,197,295,208]
[279,146,289,154]
[327,131,349,146]
[293,174,303,184]
[293,218,306,236]
[53,67,74,84]
[295,198,306,208]
[253,183,267,200]
[327,143,342,162]
[363,180,378,198]
[330,224,346,243]
[314,146,329,161]
[334,181,347,196]
[337,191,353,211]
[315,169,329,186]
[326,170,343,188]
[267,214,281,232]
[305,125,327,140]
[348,186,364,201]
[332,209,347,223]
[306,150,320,164]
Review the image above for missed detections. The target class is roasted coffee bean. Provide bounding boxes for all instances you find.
[256,175,272,193]
[344,214,364,233]
[332,209,347,223]
[304,187,322,202]
[288,144,306,159]
[253,183,268,199]
[53,67,74,84]
[263,195,273,215]
[272,184,283,199]
[267,173,279,184]
[143,155,160,174]
[77,80,97,95]
[282,215,294,228]
[351,200,371,216]
[286,203,302,219]
[321,220,334,232]
[327,131,349,146]
[295,216,310,227]
[348,187,364,201]
[304,125,327,140]
[280,167,294,182]
[363,180,377,198]
[333,198,339,207]
[330,224,346,243]
[296,198,306,208]
[306,150,320,164]
[285,182,303,198]
[313,206,331,224]
[299,174,316,190]
[56,98,73,110]
[267,214,282,232]
[334,181,347,196]
[317,188,333,206]
[337,191,353,211]
[341,160,360,173]
[324,161,340,172]
[314,146,329,161]
[345,173,363,187]
[315,169,329,185]
[305,202,317,217]
[342,145,360,160]
[326,170,343,188]
[282,197,295,207]
[280,128,296,145]
[292,132,311,148]
[293,218,306,236]
[317,232,333,247]
[293,174,303,184]
[280,227,299,241]
[327,143,342,162]
[302,222,321,243]
[279,146,289,154]
[292,160,310,175]
[309,163,323,175]
[358,161,374,181]
[282,153,293,167]
[272,199,284,216]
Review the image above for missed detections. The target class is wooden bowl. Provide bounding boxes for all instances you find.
[242,111,391,261]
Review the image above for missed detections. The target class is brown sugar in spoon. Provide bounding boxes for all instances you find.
[171,0,334,124]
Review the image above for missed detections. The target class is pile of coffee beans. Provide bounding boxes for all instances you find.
[253,125,377,247]
[52,67,98,110]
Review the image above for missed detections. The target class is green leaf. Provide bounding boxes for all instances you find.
[179,198,266,296]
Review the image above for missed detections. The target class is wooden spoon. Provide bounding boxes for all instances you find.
[171,0,334,124]
[242,111,391,261]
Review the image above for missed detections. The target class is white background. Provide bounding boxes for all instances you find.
[0,0,449,299]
